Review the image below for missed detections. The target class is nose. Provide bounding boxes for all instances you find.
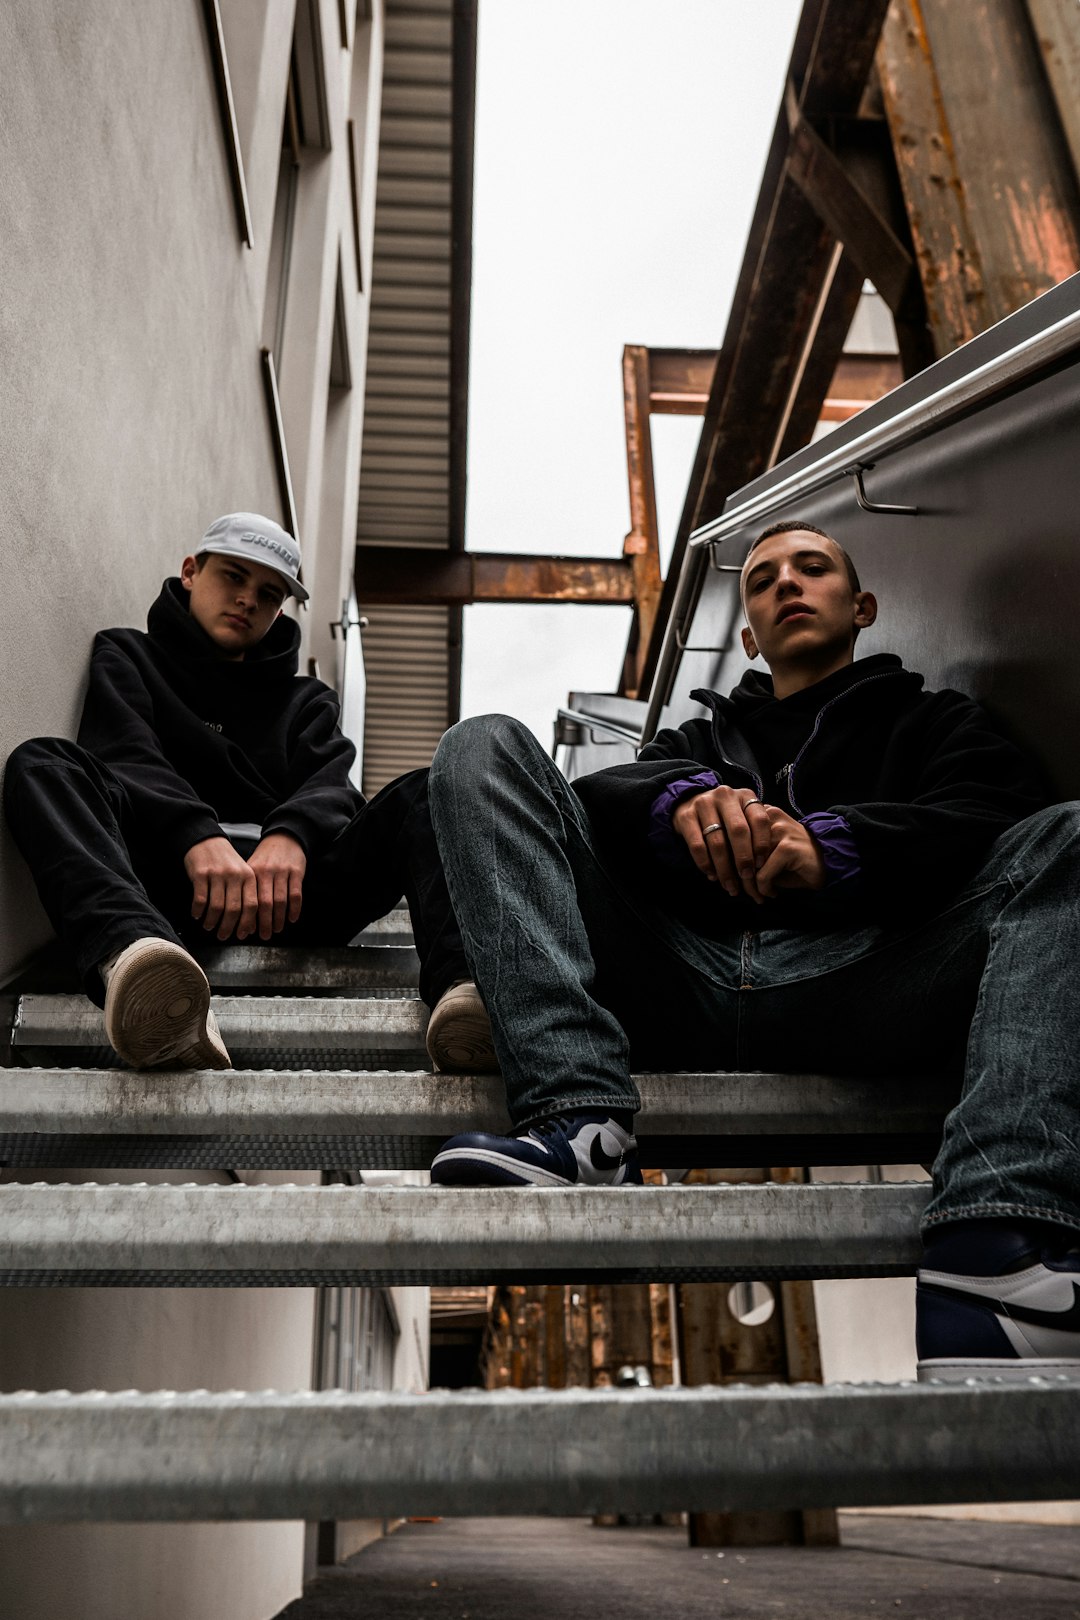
[775,565,802,597]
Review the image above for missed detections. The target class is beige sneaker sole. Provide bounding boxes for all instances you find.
[103,939,232,1070]
[425,981,499,1073]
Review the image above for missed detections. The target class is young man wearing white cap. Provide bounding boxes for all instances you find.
[4,512,490,1072]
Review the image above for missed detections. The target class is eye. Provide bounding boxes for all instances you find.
[750,576,772,593]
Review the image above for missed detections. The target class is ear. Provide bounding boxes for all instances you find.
[853,591,877,630]
[180,555,199,595]
[740,624,759,661]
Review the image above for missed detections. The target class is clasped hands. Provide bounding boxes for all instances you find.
[672,785,825,903]
[183,833,307,940]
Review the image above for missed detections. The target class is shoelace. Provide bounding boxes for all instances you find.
[528,1116,575,1141]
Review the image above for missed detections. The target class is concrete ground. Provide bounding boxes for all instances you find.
[278,1514,1080,1618]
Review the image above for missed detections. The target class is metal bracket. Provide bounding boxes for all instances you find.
[329,601,368,640]
[845,464,918,516]
[674,625,723,654]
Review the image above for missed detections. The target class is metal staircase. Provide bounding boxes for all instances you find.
[1,913,1078,1524]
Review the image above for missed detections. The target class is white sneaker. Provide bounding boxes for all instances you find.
[424,980,498,1073]
[101,938,232,1070]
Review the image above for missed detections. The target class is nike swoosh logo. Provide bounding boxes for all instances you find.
[590,1132,625,1172]
[924,1280,1080,1333]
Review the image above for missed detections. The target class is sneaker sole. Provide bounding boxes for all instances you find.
[104,942,232,1070]
[917,1356,1080,1383]
[425,985,499,1073]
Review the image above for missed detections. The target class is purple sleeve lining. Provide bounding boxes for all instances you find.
[801,811,861,886]
[647,771,721,866]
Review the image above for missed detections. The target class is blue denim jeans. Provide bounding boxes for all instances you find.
[429,714,1080,1237]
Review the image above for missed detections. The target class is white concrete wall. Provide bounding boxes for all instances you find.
[0,2,394,1613]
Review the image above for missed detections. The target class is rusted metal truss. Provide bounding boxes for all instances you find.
[620,347,720,696]
[356,547,634,606]
[634,0,1080,702]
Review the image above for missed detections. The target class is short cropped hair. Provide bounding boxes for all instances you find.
[747,519,861,594]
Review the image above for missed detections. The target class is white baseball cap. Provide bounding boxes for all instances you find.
[196,512,309,602]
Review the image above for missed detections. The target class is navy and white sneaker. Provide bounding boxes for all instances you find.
[917,1221,1080,1382]
[430,1109,642,1187]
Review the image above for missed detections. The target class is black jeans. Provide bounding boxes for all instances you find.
[4,737,466,1008]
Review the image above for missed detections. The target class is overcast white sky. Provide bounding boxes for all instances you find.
[459,1,802,745]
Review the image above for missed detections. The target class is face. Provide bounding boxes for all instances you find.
[181,553,288,657]
[740,531,876,679]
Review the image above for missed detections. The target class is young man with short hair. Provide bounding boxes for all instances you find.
[4,512,491,1073]
[423,519,1080,1381]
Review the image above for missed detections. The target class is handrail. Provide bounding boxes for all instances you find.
[688,302,1080,556]
[641,298,1080,744]
[554,708,643,755]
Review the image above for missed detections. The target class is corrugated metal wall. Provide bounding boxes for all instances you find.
[356,0,458,796]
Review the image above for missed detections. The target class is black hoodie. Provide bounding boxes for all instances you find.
[573,653,1047,930]
[76,578,363,862]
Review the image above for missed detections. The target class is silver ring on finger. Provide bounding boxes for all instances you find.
[744,797,763,806]
[702,822,724,836]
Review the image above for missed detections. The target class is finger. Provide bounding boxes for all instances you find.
[190,872,209,921]
[217,874,244,942]
[756,837,796,898]
[256,870,275,941]
[701,820,738,894]
[272,871,288,935]
[718,800,762,899]
[287,868,303,925]
[237,872,259,941]
[204,875,225,931]
[744,800,774,871]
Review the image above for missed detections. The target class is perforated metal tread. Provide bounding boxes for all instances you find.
[0,1180,929,1286]
[2,1380,1077,1523]
[195,943,419,991]
[0,1065,950,1139]
[12,995,427,1053]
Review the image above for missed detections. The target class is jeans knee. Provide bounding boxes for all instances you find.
[432,713,539,784]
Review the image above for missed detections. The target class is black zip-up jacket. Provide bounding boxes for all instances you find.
[573,654,1047,931]
[77,578,363,862]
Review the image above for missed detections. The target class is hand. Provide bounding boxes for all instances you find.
[755,806,827,896]
[184,836,258,941]
[672,785,773,902]
[247,833,307,939]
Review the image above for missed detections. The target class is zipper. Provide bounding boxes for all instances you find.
[784,670,899,817]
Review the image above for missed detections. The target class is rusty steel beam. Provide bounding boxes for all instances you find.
[1028,0,1080,185]
[638,0,893,698]
[785,84,916,314]
[621,346,665,697]
[877,0,1080,354]
[356,548,634,607]
[647,349,719,414]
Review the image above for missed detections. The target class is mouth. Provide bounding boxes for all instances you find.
[224,614,251,631]
[776,604,814,625]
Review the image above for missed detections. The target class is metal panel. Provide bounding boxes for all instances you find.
[355,0,475,785]
[0,1181,929,1286]
[2,1381,1077,1523]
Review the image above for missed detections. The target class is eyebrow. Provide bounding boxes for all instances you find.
[742,547,836,589]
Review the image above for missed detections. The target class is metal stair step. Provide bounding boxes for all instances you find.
[0,1068,950,1170]
[194,944,419,992]
[12,995,428,1053]
[2,1380,1077,1524]
[0,1181,928,1286]
[353,910,414,948]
